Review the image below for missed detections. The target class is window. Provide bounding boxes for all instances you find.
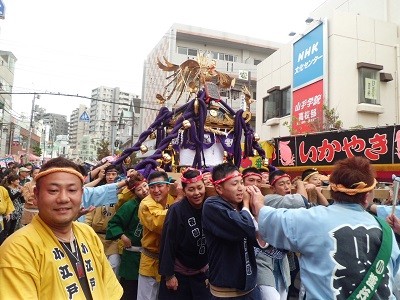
[281,87,291,116]
[263,96,270,123]
[263,87,291,122]
[187,49,198,56]
[225,54,234,62]
[357,63,382,105]
[0,78,11,92]
[209,52,238,62]
[177,47,188,55]
[220,90,228,97]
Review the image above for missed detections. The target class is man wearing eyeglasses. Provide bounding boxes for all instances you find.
[137,171,177,300]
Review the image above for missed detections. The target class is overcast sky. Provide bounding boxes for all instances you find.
[0,0,327,121]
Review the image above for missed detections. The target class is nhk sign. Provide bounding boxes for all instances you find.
[291,22,326,134]
[0,0,5,19]
[293,23,324,90]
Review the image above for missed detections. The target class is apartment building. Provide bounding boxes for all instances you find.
[88,86,141,155]
[0,50,16,157]
[69,104,89,150]
[140,23,282,134]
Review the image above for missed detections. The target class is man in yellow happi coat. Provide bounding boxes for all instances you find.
[0,157,123,299]
[137,170,176,300]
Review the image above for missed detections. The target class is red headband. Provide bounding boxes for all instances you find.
[270,174,291,187]
[181,174,204,184]
[242,172,262,179]
[212,172,242,185]
[181,168,203,184]
[131,179,147,190]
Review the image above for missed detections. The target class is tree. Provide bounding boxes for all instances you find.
[283,105,343,135]
[130,152,141,166]
[32,145,42,157]
[97,139,110,160]
[321,105,343,131]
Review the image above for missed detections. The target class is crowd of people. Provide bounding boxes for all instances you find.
[0,161,37,244]
[1,155,400,299]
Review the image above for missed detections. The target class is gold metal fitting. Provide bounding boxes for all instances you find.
[140,145,148,154]
[182,120,191,129]
[162,153,172,164]
[123,156,132,165]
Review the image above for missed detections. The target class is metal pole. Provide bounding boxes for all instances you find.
[110,90,118,156]
[131,114,135,147]
[42,126,46,164]
[111,120,116,156]
[8,124,13,155]
[0,124,3,157]
[50,128,54,158]
[26,94,38,164]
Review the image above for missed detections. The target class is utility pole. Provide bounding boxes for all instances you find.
[8,124,14,155]
[110,89,118,156]
[26,94,39,164]
[131,113,135,147]
[42,126,46,164]
[110,118,117,156]
[50,127,55,158]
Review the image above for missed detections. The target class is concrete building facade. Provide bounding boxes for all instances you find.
[88,86,140,155]
[42,113,69,136]
[141,23,282,134]
[0,51,16,157]
[69,104,89,149]
[257,0,400,140]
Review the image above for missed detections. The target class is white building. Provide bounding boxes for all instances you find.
[69,104,89,148]
[50,135,69,158]
[77,135,99,162]
[141,23,282,133]
[68,104,89,159]
[0,51,16,157]
[257,0,400,139]
[88,86,140,155]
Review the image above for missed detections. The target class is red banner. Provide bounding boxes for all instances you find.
[292,80,324,134]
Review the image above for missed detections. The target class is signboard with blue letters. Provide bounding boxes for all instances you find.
[293,23,324,90]
[79,111,90,122]
[0,0,5,19]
